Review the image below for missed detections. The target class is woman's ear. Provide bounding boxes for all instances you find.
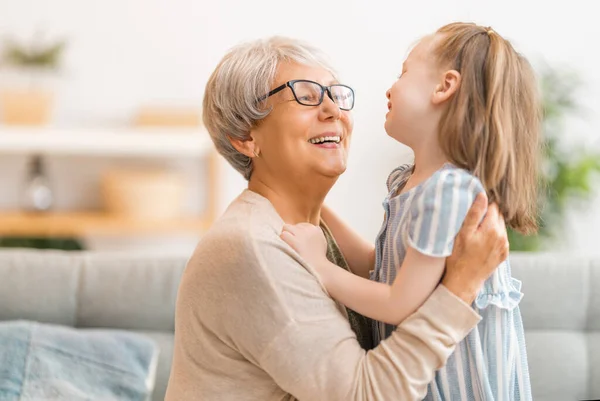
[432,70,461,105]
[230,134,259,159]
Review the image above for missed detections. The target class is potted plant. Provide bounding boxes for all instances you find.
[0,32,67,125]
[508,65,600,251]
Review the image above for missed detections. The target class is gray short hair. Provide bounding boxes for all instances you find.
[202,36,338,180]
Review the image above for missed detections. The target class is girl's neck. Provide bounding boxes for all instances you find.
[405,143,449,192]
[248,173,333,226]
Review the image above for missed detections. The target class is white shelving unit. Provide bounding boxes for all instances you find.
[0,127,213,157]
[0,126,219,238]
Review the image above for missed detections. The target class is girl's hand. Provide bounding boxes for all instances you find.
[280,223,329,268]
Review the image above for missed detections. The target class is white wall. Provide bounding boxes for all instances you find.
[1,0,599,253]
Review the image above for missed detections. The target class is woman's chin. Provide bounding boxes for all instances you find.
[318,161,347,179]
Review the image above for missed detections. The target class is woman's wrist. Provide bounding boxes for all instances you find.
[441,272,481,305]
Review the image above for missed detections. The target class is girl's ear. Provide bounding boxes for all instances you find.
[432,69,461,105]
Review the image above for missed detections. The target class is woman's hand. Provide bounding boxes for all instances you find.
[280,223,329,268]
[443,193,509,304]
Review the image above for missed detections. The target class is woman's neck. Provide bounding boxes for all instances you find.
[248,174,334,226]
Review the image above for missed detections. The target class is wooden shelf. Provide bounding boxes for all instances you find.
[0,127,213,157]
[0,211,211,237]
[0,128,221,240]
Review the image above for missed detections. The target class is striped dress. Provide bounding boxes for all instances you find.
[371,163,532,401]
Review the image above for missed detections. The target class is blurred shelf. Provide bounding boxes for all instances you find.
[0,127,213,157]
[0,211,211,237]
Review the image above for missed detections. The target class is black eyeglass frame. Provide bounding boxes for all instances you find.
[257,79,355,111]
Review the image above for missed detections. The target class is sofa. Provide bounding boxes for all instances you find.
[0,249,598,401]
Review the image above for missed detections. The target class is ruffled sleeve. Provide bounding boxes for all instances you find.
[475,262,523,311]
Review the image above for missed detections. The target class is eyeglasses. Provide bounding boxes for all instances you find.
[258,79,355,111]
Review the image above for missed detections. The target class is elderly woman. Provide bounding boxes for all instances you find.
[165,37,508,401]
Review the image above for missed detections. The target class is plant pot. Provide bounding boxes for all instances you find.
[0,89,53,125]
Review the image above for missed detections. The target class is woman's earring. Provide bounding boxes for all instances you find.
[253,149,261,158]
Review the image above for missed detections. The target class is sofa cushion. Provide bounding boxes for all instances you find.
[0,251,79,326]
[77,253,186,331]
[512,253,600,401]
[0,320,158,401]
[524,331,588,401]
[136,331,174,401]
[0,249,187,331]
[512,253,589,330]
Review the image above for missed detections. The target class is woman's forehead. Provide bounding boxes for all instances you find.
[275,62,338,85]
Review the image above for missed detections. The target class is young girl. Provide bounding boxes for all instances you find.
[281,22,540,400]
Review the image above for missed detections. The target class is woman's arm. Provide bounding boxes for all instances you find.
[321,205,375,278]
[270,194,507,400]
[261,284,478,401]
[248,238,478,401]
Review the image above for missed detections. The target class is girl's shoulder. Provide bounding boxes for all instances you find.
[386,164,414,193]
[420,163,484,196]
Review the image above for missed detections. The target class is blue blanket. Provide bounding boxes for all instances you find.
[0,320,158,401]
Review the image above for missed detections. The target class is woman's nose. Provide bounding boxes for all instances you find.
[321,93,342,120]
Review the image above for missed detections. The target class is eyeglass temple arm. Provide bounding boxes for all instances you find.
[257,83,288,102]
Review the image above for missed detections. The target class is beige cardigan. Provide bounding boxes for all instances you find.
[165,190,481,401]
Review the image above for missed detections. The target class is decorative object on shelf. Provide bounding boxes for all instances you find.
[0,126,218,239]
[508,65,600,251]
[0,31,67,125]
[101,169,186,220]
[21,155,54,212]
[134,106,201,127]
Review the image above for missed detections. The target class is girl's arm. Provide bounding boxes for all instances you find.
[321,205,376,278]
[284,171,485,325]
[280,222,444,325]
[316,246,445,325]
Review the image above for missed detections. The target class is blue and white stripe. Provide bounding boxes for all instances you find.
[371,163,532,401]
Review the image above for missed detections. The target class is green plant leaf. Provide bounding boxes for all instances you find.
[2,37,67,69]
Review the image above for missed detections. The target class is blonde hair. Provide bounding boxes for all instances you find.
[433,22,542,234]
[202,36,337,180]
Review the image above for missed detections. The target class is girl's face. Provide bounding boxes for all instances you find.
[384,35,444,149]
